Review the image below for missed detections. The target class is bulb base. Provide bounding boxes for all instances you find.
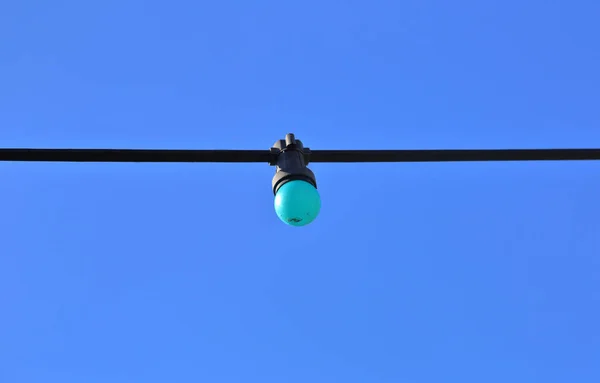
[270,134,317,195]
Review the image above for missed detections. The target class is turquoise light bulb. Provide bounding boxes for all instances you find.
[274,180,321,226]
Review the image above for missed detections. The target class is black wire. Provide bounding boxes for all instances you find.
[0,148,599,163]
[309,149,600,162]
[0,149,272,163]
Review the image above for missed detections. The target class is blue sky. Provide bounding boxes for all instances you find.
[1,1,599,382]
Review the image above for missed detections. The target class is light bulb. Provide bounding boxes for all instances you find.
[274,180,321,226]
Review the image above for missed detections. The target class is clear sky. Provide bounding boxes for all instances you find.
[1,1,599,382]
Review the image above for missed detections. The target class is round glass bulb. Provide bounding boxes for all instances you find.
[274,180,321,226]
